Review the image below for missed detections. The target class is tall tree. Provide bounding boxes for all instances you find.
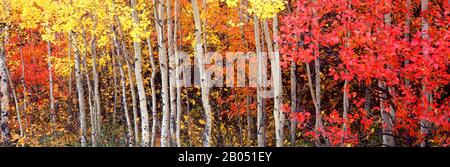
[191,0,213,147]
[71,33,87,147]
[253,15,265,147]
[0,26,10,144]
[154,0,171,147]
[131,0,150,146]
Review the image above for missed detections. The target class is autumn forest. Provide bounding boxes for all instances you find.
[0,0,449,147]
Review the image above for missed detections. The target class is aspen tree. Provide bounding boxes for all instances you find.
[131,0,150,146]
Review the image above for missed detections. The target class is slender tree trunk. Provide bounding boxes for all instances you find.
[290,61,297,146]
[113,19,140,145]
[118,55,133,147]
[167,0,177,146]
[91,32,102,143]
[271,16,284,147]
[5,65,23,137]
[111,21,137,146]
[131,0,150,146]
[146,38,158,147]
[380,8,395,147]
[71,33,87,147]
[47,41,56,127]
[192,0,213,147]
[81,29,96,147]
[342,79,349,145]
[125,46,140,146]
[67,34,73,129]
[420,0,431,147]
[314,58,323,145]
[305,61,323,146]
[307,1,325,146]
[173,0,182,147]
[0,36,11,144]
[254,15,265,147]
[20,46,28,131]
[111,47,119,124]
[154,0,171,147]
[342,3,351,146]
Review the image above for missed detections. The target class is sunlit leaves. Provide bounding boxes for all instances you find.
[248,0,286,19]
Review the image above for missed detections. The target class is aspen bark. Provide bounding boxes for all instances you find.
[307,0,325,146]
[254,15,265,147]
[20,46,28,132]
[47,41,56,126]
[112,44,118,124]
[146,38,158,147]
[131,0,150,146]
[71,33,87,147]
[112,22,135,146]
[290,61,297,146]
[420,0,431,147]
[167,0,177,146]
[192,0,213,147]
[113,18,140,145]
[20,47,28,128]
[0,36,11,144]
[118,55,133,147]
[342,79,349,145]
[173,0,182,147]
[81,29,96,147]
[91,28,102,141]
[342,2,351,145]
[271,15,284,147]
[154,0,171,147]
[380,8,395,147]
[5,65,23,137]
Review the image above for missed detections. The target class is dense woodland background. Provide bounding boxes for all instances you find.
[0,0,449,147]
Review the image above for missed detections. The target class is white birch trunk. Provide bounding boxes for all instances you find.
[0,36,11,144]
[131,0,150,146]
[71,33,87,147]
[253,15,265,147]
[271,15,284,147]
[192,0,213,147]
[154,0,171,147]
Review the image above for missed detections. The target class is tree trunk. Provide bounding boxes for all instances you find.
[0,36,11,144]
[290,61,297,146]
[118,54,133,147]
[81,29,97,147]
[114,19,140,145]
[112,43,118,124]
[254,15,265,147]
[154,0,171,147]
[342,79,349,145]
[420,0,431,147]
[192,0,213,147]
[5,64,23,137]
[131,0,150,147]
[307,1,325,146]
[380,8,395,147]
[271,16,284,147]
[20,46,28,133]
[167,0,177,146]
[47,41,56,127]
[146,38,158,147]
[91,32,102,142]
[173,0,182,147]
[71,33,87,147]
